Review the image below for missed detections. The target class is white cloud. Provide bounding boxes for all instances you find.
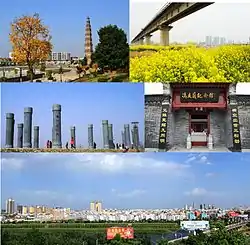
[185,188,208,196]
[205,172,216,177]
[69,154,190,176]
[111,189,146,198]
[1,157,25,170]
[1,153,190,177]
[185,155,196,164]
[184,154,211,165]
[185,187,220,197]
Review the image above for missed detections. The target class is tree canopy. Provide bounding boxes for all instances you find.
[9,13,52,81]
[93,25,129,71]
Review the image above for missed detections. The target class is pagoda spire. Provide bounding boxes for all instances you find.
[85,16,93,66]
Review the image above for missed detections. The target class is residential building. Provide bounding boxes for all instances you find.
[6,198,15,214]
[51,52,71,61]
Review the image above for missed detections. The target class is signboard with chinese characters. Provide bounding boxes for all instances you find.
[180,221,210,231]
[231,106,242,152]
[106,227,134,240]
[158,105,168,149]
[180,89,219,103]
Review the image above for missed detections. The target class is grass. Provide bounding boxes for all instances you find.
[2,222,179,234]
[1,148,144,153]
[2,227,177,234]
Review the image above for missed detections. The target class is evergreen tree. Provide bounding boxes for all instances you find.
[93,25,129,71]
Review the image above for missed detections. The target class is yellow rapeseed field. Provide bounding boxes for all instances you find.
[129,45,250,82]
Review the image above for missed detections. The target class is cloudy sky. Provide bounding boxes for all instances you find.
[1,152,250,210]
[130,1,250,43]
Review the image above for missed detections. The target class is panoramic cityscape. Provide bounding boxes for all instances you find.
[1,153,250,244]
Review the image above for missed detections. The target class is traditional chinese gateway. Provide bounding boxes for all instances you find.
[145,83,250,152]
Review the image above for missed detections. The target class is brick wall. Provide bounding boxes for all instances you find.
[172,109,189,148]
[210,110,227,148]
[145,96,163,149]
[238,104,250,149]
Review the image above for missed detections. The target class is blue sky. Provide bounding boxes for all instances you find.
[1,152,250,210]
[0,0,129,57]
[1,83,144,148]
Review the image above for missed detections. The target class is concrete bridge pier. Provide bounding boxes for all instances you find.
[145,34,152,45]
[139,38,144,45]
[159,25,173,46]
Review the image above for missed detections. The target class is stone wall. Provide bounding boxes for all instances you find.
[210,110,227,148]
[145,93,250,151]
[145,95,164,149]
[172,109,189,148]
[237,96,250,149]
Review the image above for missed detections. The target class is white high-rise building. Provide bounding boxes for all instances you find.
[51,52,71,61]
[6,198,15,214]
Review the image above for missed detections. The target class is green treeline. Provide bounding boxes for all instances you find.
[2,227,250,245]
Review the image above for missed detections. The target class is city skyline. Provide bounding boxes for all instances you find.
[130,2,250,44]
[1,83,144,148]
[0,0,129,57]
[1,153,250,210]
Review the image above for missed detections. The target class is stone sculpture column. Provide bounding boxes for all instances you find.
[132,122,140,148]
[88,124,94,149]
[70,126,76,147]
[108,124,114,149]
[102,120,109,149]
[124,124,131,147]
[52,104,62,148]
[17,123,23,148]
[121,131,125,145]
[5,113,15,148]
[33,126,39,148]
[23,107,33,148]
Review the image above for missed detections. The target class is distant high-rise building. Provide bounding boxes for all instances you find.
[22,206,28,215]
[51,52,71,61]
[220,37,226,45]
[205,36,212,46]
[6,198,15,214]
[17,205,23,214]
[90,201,102,212]
[85,17,93,66]
[213,36,220,46]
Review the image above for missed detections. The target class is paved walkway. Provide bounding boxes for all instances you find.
[145,147,231,152]
[168,146,230,152]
